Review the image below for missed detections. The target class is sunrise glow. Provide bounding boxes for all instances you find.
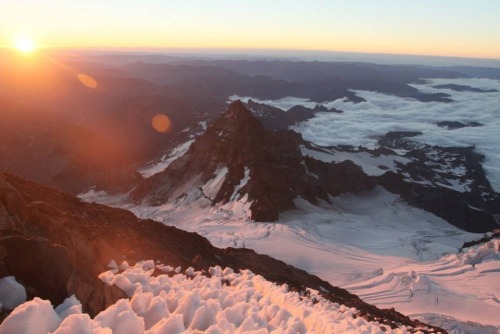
[14,36,37,54]
[1,1,499,59]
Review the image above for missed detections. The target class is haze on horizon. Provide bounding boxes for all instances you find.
[1,0,500,60]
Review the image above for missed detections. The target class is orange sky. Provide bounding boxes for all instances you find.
[2,0,500,59]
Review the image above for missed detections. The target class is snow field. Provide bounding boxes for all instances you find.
[0,261,431,334]
[346,240,500,328]
[79,177,496,332]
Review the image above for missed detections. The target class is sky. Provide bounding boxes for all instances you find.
[1,0,500,59]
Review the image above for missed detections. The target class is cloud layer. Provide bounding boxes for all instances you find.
[291,78,500,192]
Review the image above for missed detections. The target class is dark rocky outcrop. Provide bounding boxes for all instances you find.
[459,229,500,251]
[242,100,342,131]
[375,132,499,233]
[378,172,497,232]
[0,173,443,332]
[436,121,483,130]
[433,84,498,93]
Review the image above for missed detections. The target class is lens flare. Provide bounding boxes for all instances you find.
[77,74,98,89]
[152,114,171,133]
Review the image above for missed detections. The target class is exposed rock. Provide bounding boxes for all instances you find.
[436,121,483,130]
[378,172,497,232]
[246,99,315,131]
[377,131,423,148]
[460,229,500,251]
[433,84,498,93]
[375,132,499,233]
[245,100,343,131]
[304,158,376,195]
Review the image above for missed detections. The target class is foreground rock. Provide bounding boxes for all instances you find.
[0,173,442,332]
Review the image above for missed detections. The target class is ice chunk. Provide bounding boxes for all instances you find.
[0,297,61,334]
[107,260,118,270]
[147,314,185,334]
[130,292,169,330]
[189,305,216,331]
[0,276,27,310]
[94,299,145,334]
[55,295,82,320]
[53,314,111,334]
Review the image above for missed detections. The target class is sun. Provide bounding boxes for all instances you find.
[14,36,37,54]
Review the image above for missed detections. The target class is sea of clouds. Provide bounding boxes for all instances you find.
[288,78,500,192]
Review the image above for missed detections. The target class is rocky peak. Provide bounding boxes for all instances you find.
[134,102,374,221]
[223,100,254,120]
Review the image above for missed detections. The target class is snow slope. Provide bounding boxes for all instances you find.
[138,140,194,178]
[80,184,500,332]
[1,261,431,334]
[347,240,500,328]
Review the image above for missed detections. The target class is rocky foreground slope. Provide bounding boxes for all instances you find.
[0,173,443,332]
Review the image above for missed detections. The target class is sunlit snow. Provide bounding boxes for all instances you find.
[138,140,195,178]
[1,262,431,334]
[80,185,500,331]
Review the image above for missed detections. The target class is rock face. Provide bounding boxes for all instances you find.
[134,101,374,221]
[433,84,498,93]
[376,132,499,233]
[245,99,342,131]
[246,99,316,131]
[0,173,442,332]
[297,130,499,233]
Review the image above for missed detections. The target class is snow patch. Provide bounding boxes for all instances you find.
[202,167,228,200]
[230,167,250,201]
[138,140,194,178]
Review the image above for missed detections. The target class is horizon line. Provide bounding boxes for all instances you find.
[2,45,500,62]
